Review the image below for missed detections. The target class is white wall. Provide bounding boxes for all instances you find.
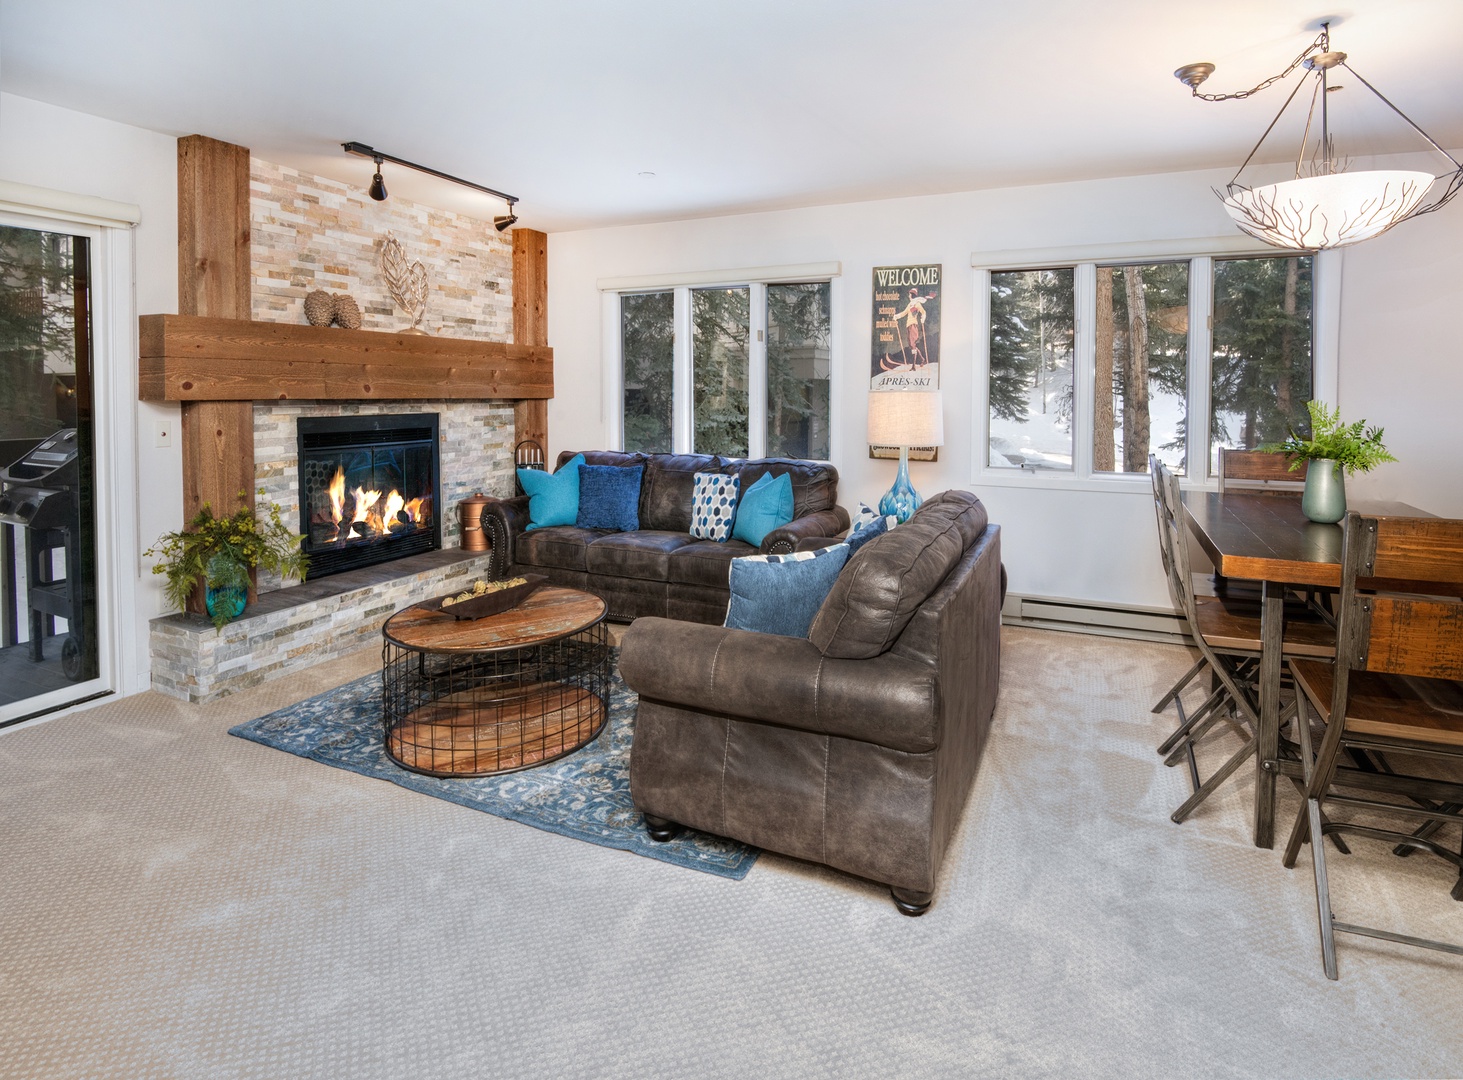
[548,163,1463,612]
[0,92,180,689]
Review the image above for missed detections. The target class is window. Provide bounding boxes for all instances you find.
[1210,256,1313,472]
[980,249,1319,484]
[692,287,750,456]
[621,291,674,454]
[765,283,832,460]
[617,278,832,460]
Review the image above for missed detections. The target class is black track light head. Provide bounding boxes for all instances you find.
[494,213,518,232]
[368,157,388,201]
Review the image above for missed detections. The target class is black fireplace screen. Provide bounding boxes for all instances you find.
[297,414,441,578]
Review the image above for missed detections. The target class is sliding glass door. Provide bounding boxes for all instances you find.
[0,223,102,723]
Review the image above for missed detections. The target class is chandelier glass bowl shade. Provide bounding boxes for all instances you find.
[1177,25,1463,250]
[1221,169,1437,249]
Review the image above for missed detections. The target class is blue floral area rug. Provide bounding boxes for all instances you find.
[228,660,758,880]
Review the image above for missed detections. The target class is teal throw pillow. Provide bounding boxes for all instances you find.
[731,471,794,547]
[725,543,851,638]
[519,453,585,530]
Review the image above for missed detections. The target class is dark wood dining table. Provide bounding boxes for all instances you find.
[1180,491,1427,849]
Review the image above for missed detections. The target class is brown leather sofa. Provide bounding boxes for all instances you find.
[620,489,1003,915]
[483,450,850,624]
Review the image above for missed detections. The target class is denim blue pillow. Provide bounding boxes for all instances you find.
[725,543,851,638]
[576,464,642,531]
[731,471,794,547]
[518,453,584,530]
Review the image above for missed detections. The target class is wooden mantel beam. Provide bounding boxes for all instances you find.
[139,315,553,402]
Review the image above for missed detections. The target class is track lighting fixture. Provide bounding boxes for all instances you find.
[342,141,519,229]
[367,156,387,202]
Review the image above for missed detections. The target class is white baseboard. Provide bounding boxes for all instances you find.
[1002,592,1192,646]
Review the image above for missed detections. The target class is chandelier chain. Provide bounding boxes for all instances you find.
[1189,31,1327,101]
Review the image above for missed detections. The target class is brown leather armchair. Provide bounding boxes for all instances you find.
[621,490,1003,915]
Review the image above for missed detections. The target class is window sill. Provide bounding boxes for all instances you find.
[969,469,1217,495]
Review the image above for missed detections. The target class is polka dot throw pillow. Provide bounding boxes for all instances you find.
[689,472,741,542]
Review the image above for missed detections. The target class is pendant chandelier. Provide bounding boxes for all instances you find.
[1175,23,1463,250]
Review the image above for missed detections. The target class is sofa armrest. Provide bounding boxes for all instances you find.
[620,617,938,753]
[760,505,851,555]
[481,495,530,579]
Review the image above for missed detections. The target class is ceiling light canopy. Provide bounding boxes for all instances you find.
[1176,23,1462,250]
[342,142,518,228]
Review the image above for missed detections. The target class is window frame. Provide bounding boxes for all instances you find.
[971,237,1339,493]
[601,263,841,461]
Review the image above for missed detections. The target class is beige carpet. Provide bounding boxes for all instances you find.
[1,627,1460,1079]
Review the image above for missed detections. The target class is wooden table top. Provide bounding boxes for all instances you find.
[1181,491,1429,588]
[383,585,607,652]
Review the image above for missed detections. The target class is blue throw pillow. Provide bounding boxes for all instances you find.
[725,543,851,638]
[731,471,794,547]
[576,464,642,531]
[845,513,895,556]
[518,453,585,531]
[689,472,740,541]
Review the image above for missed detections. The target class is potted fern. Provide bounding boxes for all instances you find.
[1261,400,1396,523]
[146,490,308,629]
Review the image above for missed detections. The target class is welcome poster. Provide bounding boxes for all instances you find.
[871,264,941,391]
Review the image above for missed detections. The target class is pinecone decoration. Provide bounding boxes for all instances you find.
[332,293,362,330]
[304,288,334,327]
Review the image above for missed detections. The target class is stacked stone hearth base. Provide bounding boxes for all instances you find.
[150,550,494,703]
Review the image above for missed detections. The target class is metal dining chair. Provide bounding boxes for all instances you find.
[1151,460,1335,823]
[1281,513,1463,979]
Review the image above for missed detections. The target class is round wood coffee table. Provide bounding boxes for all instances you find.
[380,585,610,777]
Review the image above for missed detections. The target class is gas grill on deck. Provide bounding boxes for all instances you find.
[0,430,88,680]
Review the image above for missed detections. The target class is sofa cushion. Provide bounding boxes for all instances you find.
[808,490,989,659]
[639,453,721,533]
[726,544,850,638]
[519,453,585,530]
[515,524,605,572]
[689,472,740,541]
[668,537,757,587]
[732,471,794,547]
[585,531,699,582]
[577,464,643,531]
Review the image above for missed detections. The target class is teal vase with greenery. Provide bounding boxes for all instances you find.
[1301,458,1346,524]
[1261,400,1396,524]
[146,490,308,630]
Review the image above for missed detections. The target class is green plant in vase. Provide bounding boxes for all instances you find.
[1261,400,1396,523]
[146,489,308,629]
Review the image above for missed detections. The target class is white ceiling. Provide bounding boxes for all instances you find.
[3,0,1461,232]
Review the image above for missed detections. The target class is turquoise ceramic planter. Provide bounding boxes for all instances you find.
[205,583,247,624]
[1302,458,1346,523]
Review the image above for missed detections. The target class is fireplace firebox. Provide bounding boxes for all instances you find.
[296,414,441,579]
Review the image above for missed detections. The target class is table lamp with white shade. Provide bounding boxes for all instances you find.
[868,389,944,523]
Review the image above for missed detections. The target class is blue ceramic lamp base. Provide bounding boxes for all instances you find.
[879,447,923,523]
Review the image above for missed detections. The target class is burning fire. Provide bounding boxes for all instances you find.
[322,466,427,543]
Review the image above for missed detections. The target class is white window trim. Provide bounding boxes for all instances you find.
[0,200,142,726]
[970,238,1339,493]
[602,263,842,460]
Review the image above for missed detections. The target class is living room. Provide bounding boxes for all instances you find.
[3,2,1462,1076]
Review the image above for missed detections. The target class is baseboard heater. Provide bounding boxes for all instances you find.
[1001,592,1191,646]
